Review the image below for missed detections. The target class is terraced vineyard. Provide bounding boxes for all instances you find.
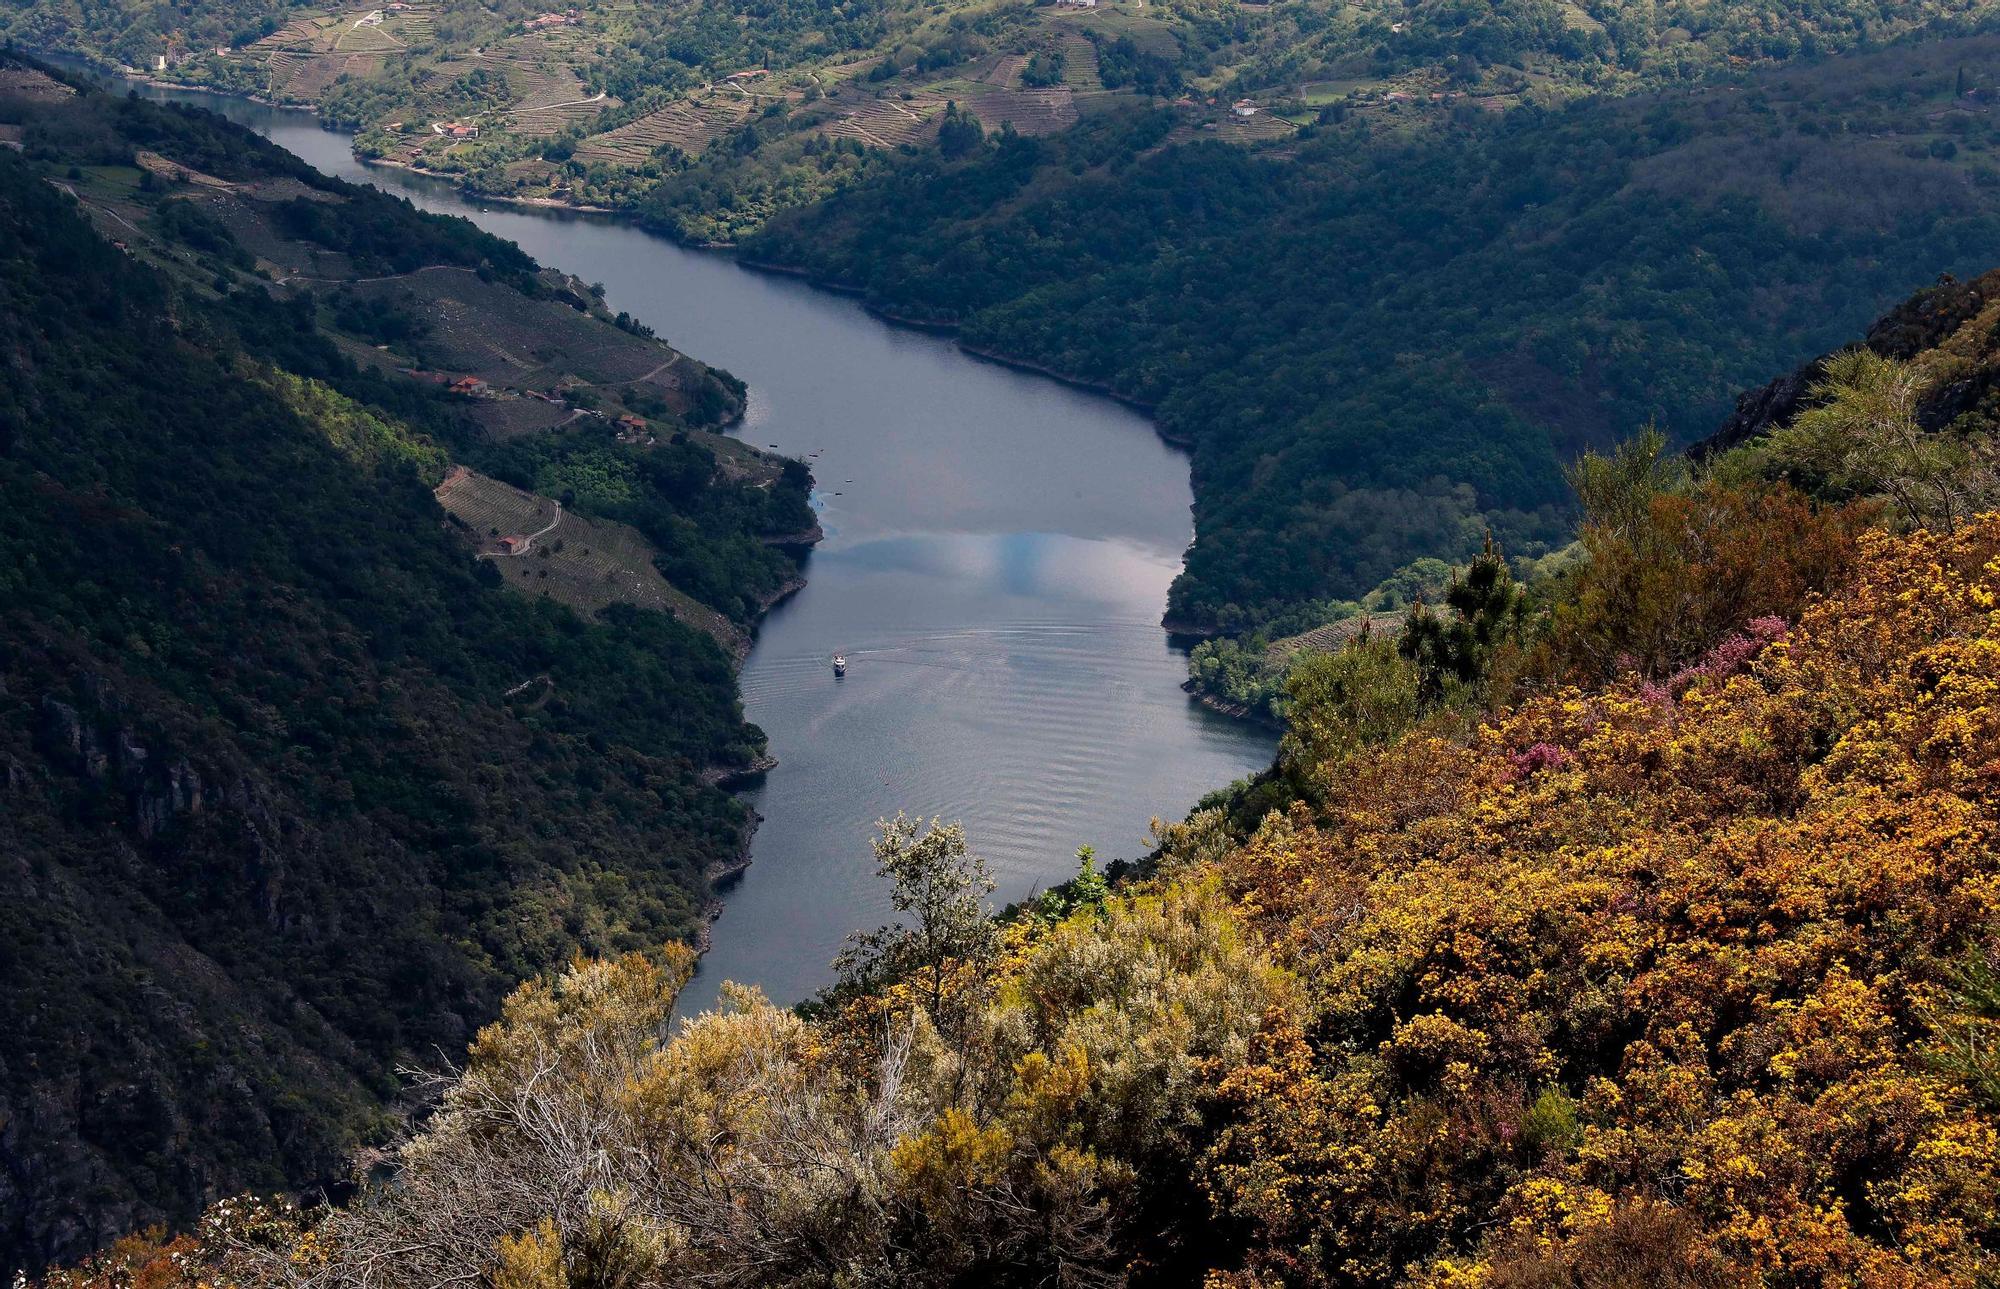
[1264,610,1406,666]
[815,92,942,148]
[1055,32,1103,91]
[947,83,1078,136]
[249,14,331,53]
[281,50,386,98]
[1217,108,1295,141]
[83,0,1242,218]
[497,56,610,138]
[434,467,740,647]
[248,7,435,103]
[395,6,435,41]
[463,397,582,440]
[578,94,754,162]
[339,267,700,411]
[982,53,1027,88]
[331,16,403,54]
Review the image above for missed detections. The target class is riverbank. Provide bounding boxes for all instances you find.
[734,257,1172,424]
[361,153,622,213]
[54,53,1201,463]
[89,68,1278,1012]
[1179,678,1282,728]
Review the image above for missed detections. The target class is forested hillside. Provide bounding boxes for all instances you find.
[43,270,2000,1287]
[14,0,2000,640]
[0,61,811,1275]
[750,33,2000,631]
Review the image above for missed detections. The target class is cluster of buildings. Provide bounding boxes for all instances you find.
[525,9,582,31]
[613,413,656,444]
[1168,94,1263,119]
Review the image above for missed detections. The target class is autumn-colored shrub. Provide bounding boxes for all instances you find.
[1535,476,1868,684]
[1481,1202,1736,1289]
[1206,516,2000,1287]
[41,517,2000,1288]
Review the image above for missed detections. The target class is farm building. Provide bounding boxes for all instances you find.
[497,535,530,554]
[1232,99,1259,117]
[449,376,488,395]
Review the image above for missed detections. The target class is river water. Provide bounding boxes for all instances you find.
[119,81,1277,1010]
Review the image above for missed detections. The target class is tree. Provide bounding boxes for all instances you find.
[1279,634,1422,792]
[1565,426,1685,546]
[1538,472,1860,682]
[936,102,983,159]
[1034,845,1109,921]
[1398,533,1526,705]
[837,814,997,1021]
[1765,349,1998,532]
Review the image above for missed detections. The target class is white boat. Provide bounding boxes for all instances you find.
[832,653,847,675]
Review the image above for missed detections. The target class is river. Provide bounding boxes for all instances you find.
[116,80,1277,1011]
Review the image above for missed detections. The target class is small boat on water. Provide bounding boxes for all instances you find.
[832,653,847,676]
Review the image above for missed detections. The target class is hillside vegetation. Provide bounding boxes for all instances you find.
[0,60,810,1275]
[4,0,1984,227]
[752,32,2000,632]
[15,2,2000,641]
[40,265,2000,1288]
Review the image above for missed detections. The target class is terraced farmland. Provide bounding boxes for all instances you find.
[949,84,1077,136]
[1218,108,1296,142]
[251,15,333,53]
[1264,610,1406,666]
[1058,10,1182,61]
[1165,107,1297,148]
[394,6,436,41]
[815,55,885,86]
[0,63,74,99]
[345,269,673,383]
[463,397,581,440]
[264,49,386,100]
[497,57,610,137]
[815,92,941,148]
[983,53,1027,88]
[332,16,404,54]
[435,467,740,647]
[244,10,425,101]
[1057,32,1103,90]
[578,95,755,162]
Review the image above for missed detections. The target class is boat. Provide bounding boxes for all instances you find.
[832,653,847,676]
